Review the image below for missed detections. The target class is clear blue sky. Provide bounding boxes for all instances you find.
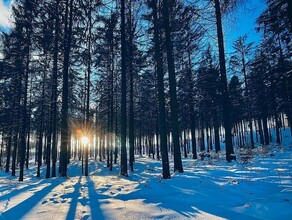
[224,0,266,53]
[3,0,9,6]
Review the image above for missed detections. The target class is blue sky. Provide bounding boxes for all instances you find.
[0,0,12,28]
[3,0,9,5]
[224,0,266,53]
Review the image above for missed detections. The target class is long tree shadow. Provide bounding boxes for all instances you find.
[0,179,47,203]
[0,178,65,220]
[87,176,107,220]
[65,176,82,220]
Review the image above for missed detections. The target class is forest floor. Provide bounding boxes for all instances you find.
[0,130,292,220]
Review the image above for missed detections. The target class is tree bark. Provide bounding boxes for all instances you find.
[60,0,74,177]
[214,0,235,162]
[120,0,128,176]
[162,0,183,173]
[152,0,170,178]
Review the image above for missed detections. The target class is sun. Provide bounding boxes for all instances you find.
[81,136,89,145]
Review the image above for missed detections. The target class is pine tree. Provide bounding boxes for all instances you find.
[162,0,183,173]
[120,0,128,177]
[214,0,235,162]
[60,0,74,177]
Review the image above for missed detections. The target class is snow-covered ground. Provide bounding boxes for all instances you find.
[0,131,292,220]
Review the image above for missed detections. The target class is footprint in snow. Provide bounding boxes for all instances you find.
[41,200,48,205]
[229,179,239,184]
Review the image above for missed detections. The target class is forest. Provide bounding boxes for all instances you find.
[0,0,291,180]
[0,0,291,219]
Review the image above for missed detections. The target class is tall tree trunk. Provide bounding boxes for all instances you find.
[214,121,220,153]
[60,0,74,177]
[242,50,254,148]
[5,123,12,173]
[0,128,4,168]
[191,122,197,159]
[152,0,170,179]
[85,0,92,177]
[19,0,32,181]
[200,120,205,151]
[214,0,235,161]
[37,68,47,178]
[156,122,160,160]
[109,15,115,172]
[11,74,22,177]
[183,131,187,158]
[162,0,183,173]
[258,118,264,145]
[120,0,128,176]
[262,115,270,145]
[128,0,135,173]
[51,0,60,178]
[25,76,32,169]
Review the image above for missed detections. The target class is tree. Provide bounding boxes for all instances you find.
[230,35,255,148]
[214,0,235,162]
[148,0,170,179]
[162,0,183,173]
[60,0,74,177]
[120,0,128,177]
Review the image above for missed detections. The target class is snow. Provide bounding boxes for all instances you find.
[0,130,292,220]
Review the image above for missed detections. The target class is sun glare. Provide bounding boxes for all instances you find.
[81,136,89,145]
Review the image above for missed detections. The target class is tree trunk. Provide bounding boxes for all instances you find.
[152,0,170,178]
[51,0,60,176]
[128,0,135,173]
[0,128,4,168]
[262,115,270,145]
[5,126,12,173]
[162,0,183,173]
[60,0,74,177]
[120,0,128,176]
[214,0,235,162]
[85,0,92,177]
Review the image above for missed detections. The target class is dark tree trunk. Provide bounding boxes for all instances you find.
[214,122,220,153]
[214,0,235,162]
[0,128,4,168]
[138,127,142,156]
[152,0,170,179]
[60,0,74,177]
[128,0,135,173]
[183,131,187,158]
[114,106,118,164]
[25,80,32,170]
[156,122,160,160]
[5,127,12,173]
[51,0,59,176]
[191,123,197,159]
[85,0,92,177]
[262,115,270,145]
[11,132,18,177]
[120,0,128,176]
[242,52,254,149]
[162,0,183,173]
[258,118,264,145]
[19,0,33,182]
[200,121,205,152]
[37,68,46,178]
